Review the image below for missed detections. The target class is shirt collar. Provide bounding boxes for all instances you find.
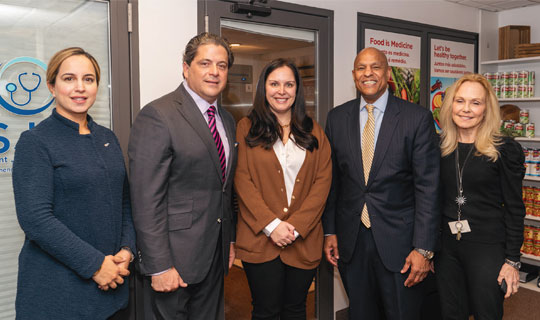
[183,81,218,115]
[360,89,389,113]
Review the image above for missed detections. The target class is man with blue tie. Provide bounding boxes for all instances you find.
[322,47,440,319]
[128,33,237,320]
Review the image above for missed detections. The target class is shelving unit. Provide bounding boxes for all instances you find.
[481,56,540,66]
[521,253,540,267]
[499,97,540,102]
[525,215,540,228]
[521,277,540,293]
[524,176,540,182]
[481,57,540,127]
[510,109,540,269]
[478,10,540,305]
[516,137,540,142]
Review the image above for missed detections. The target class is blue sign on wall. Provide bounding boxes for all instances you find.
[0,57,54,163]
[0,57,54,116]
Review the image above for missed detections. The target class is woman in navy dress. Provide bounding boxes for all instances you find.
[12,47,136,319]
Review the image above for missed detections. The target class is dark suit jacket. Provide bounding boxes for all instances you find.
[128,83,237,283]
[322,94,440,272]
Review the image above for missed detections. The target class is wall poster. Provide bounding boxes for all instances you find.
[365,29,422,104]
[430,39,475,131]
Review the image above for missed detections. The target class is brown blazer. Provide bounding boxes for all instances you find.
[234,117,332,269]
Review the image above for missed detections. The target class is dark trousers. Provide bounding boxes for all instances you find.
[242,257,316,320]
[338,224,424,320]
[143,238,224,320]
[435,234,505,320]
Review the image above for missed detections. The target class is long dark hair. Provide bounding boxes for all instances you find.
[246,58,318,151]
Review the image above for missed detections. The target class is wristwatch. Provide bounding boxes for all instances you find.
[415,248,434,260]
[505,258,521,270]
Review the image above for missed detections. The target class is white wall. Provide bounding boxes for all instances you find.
[479,10,498,62]
[138,0,197,107]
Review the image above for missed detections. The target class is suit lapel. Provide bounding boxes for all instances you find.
[174,85,224,183]
[367,95,400,186]
[347,99,366,185]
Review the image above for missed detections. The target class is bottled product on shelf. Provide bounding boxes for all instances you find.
[523,186,540,216]
[484,71,535,99]
[501,120,535,138]
[521,225,540,257]
[523,148,540,176]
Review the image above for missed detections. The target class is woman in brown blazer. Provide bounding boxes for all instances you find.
[234,58,332,320]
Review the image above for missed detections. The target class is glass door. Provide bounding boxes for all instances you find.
[201,1,334,318]
[221,19,317,122]
[0,1,111,317]
[221,20,318,318]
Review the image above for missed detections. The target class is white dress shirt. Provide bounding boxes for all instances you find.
[183,81,230,165]
[263,136,306,239]
[359,89,389,148]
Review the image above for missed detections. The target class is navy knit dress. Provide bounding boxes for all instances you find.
[12,109,136,320]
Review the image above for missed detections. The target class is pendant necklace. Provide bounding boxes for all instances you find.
[454,143,474,240]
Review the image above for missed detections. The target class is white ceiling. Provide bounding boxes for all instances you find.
[444,0,540,12]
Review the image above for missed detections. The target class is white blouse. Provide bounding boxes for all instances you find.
[262,136,306,238]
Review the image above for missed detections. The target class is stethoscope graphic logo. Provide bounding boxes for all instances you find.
[0,57,54,115]
[6,72,42,106]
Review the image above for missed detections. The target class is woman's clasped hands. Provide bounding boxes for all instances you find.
[92,250,132,291]
[270,221,296,249]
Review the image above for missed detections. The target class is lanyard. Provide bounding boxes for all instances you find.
[454,143,474,235]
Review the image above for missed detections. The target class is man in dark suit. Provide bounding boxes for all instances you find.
[128,33,237,320]
[322,47,440,319]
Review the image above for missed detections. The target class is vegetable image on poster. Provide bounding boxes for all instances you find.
[430,39,475,132]
[389,67,421,104]
[430,77,458,132]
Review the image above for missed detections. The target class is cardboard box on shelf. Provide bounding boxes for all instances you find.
[499,25,530,60]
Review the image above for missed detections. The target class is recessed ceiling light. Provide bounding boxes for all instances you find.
[230,43,241,47]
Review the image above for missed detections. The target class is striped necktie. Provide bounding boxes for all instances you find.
[207,105,226,182]
[361,104,375,228]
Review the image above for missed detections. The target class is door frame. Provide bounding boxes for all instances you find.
[198,2,334,318]
[109,0,141,161]
[109,1,142,318]
[198,0,333,128]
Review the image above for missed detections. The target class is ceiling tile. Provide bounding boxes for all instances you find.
[444,0,540,11]
[459,0,497,8]
[473,5,500,11]
[493,0,536,9]
[470,0,499,3]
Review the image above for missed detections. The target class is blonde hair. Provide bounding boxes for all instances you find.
[439,73,501,161]
[46,47,101,86]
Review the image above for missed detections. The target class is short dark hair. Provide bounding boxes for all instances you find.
[246,58,318,151]
[183,32,234,68]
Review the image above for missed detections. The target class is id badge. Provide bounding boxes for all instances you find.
[448,220,472,234]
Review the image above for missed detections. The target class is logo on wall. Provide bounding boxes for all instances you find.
[0,57,54,116]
